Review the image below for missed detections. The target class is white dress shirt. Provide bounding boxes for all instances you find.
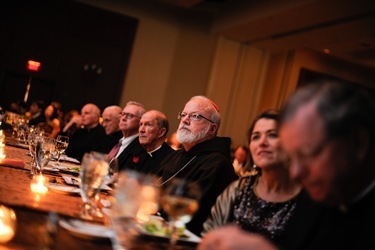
[115,134,139,158]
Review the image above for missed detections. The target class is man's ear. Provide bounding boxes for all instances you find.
[209,123,218,135]
[158,128,167,138]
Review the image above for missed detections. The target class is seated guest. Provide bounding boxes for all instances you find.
[102,105,123,151]
[109,101,146,171]
[158,96,237,236]
[27,100,46,126]
[37,103,60,138]
[61,109,81,137]
[127,110,174,175]
[231,145,250,177]
[40,103,61,138]
[64,103,109,161]
[198,80,375,250]
[203,110,302,246]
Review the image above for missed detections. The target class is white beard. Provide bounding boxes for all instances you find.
[177,125,211,144]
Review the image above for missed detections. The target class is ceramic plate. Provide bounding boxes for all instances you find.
[140,226,201,244]
[47,183,81,195]
[59,155,80,164]
[59,218,113,240]
[139,216,201,244]
[61,176,112,191]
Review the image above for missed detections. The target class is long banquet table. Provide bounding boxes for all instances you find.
[0,139,197,250]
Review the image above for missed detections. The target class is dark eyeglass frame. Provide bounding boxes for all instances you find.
[178,112,215,123]
[120,112,140,119]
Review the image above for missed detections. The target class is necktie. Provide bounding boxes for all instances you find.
[108,140,122,158]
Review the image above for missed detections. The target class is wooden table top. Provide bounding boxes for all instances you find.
[0,140,197,250]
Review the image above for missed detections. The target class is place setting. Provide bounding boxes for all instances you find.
[57,151,117,240]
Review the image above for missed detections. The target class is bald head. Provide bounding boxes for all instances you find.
[102,105,122,135]
[81,103,101,129]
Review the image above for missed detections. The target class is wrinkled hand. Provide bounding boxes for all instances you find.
[70,115,82,127]
[63,115,82,132]
[198,225,277,250]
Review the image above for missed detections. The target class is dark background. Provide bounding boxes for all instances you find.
[0,0,138,113]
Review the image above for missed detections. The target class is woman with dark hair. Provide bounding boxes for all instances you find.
[202,110,302,246]
[38,103,61,138]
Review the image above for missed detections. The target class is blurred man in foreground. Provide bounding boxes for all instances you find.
[198,80,375,250]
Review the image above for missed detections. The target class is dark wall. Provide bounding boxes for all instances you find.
[0,0,138,114]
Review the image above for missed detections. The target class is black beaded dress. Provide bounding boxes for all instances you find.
[233,176,299,245]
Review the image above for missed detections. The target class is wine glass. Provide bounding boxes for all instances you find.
[161,178,201,247]
[55,135,69,165]
[79,151,109,220]
[16,116,28,144]
[110,170,160,250]
[35,136,55,176]
[103,156,119,188]
[27,130,39,175]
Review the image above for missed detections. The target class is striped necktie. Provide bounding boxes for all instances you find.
[108,140,122,158]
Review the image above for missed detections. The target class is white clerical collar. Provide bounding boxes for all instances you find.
[339,177,375,213]
[148,145,162,157]
[351,177,375,204]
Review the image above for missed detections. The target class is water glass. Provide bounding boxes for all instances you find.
[80,151,109,220]
[35,137,55,176]
[110,170,160,250]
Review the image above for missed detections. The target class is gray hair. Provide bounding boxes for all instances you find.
[189,96,221,129]
[126,101,146,117]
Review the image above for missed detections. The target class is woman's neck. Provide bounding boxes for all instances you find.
[254,167,301,202]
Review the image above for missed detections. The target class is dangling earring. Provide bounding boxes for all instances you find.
[250,164,258,176]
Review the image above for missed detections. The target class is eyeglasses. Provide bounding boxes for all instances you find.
[178,112,214,123]
[120,112,140,119]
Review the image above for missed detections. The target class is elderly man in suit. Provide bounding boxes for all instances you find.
[108,101,146,171]
[126,110,174,175]
[65,103,109,161]
[102,105,123,152]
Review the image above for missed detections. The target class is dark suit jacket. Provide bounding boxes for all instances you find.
[65,124,109,161]
[105,130,123,153]
[28,113,46,126]
[117,136,146,171]
[281,187,375,250]
[127,142,174,176]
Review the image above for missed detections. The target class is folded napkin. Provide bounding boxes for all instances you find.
[0,158,25,169]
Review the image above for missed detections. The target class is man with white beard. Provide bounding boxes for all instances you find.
[158,96,237,236]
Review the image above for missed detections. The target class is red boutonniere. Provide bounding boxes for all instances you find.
[132,156,140,164]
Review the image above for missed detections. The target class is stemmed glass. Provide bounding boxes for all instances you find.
[103,156,119,188]
[35,136,56,176]
[79,151,109,220]
[161,178,201,247]
[27,130,39,175]
[110,170,160,250]
[54,135,69,165]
